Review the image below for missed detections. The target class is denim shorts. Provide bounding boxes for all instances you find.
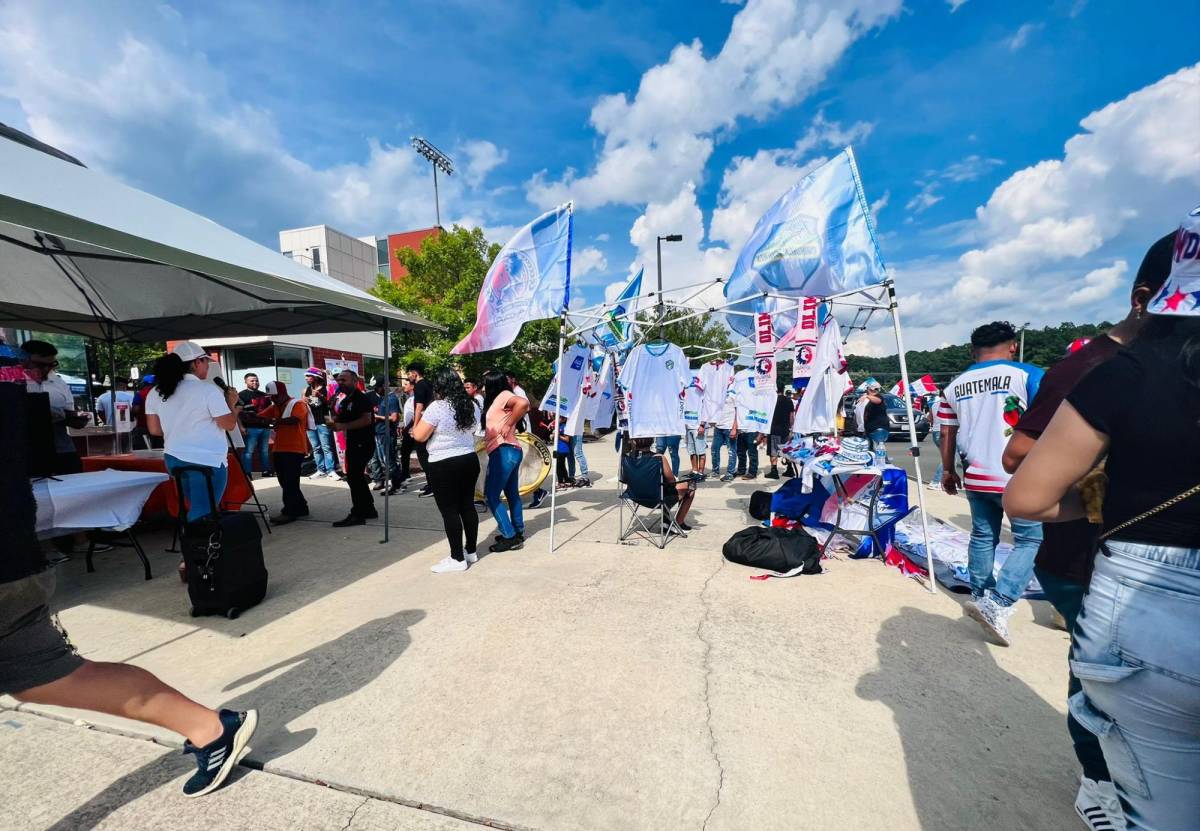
[685,428,707,456]
[0,572,82,695]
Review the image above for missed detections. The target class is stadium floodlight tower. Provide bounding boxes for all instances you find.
[411,136,454,228]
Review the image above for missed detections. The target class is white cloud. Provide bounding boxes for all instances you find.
[793,110,875,157]
[941,154,1003,182]
[1064,260,1127,306]
[526,0,902,210]
[905,188,943,214]
[870,189,890,226]
[946,0,969,11]
[459,140,507,187]
[573,246,608,278]
[1006,22,1041,52]
[0,3,504,243]
[594,232,610,242]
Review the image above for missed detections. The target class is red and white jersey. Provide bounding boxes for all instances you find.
[939,360,1044,493]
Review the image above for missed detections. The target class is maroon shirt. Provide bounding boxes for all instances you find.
[1013,335,1121,584]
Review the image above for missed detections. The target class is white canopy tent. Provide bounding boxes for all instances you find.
[546,277,938,593]
[0,127,440,542]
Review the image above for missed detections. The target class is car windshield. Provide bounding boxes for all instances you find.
[884,394,906,409]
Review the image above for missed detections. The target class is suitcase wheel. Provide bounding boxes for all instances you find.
[226,607,240,620]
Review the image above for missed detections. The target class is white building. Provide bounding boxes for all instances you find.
[279,224,379,292]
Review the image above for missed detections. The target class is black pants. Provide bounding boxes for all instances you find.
[345,443,376,518]
[415,439,430,489]
[425,453,480,560]
[273,452,309,517]
[392,431,415,487]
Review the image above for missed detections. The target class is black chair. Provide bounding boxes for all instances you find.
[619,453,685,549]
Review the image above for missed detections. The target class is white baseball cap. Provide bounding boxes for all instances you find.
[1148,205,1200,316]
[264,380,287,396]
[171,341,209,362]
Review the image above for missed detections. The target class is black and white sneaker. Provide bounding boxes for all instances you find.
[182,709,257,797]
[1075,776,1126,830]
[418,487,435,498]
[528,488,548,509]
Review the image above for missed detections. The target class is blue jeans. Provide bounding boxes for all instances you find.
[1070,540,1200,829]
[307,424,336,473]
[242,427,271,473]
[710,428,735,475]
[572,434,589,479]
[929,430,944,482]
[486,445,524,538]
[736,431,759,475]
[964,490,1042,605]
[165,454,228,522]
[1036,567,1110,784]
[655,435,681,476]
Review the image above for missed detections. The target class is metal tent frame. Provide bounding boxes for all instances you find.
[545,276,939,594]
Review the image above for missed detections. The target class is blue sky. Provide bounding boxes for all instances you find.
[1,0,1197,352]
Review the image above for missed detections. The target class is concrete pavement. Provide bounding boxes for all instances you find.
[3,446,1078,830]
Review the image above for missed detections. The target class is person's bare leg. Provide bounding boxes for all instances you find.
[675,486,695,524]
[16,660,223,747]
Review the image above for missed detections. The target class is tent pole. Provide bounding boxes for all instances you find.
[549,314,566,553]
[108,327,118,454]
[885,280,937,594]
[381,321,390,544]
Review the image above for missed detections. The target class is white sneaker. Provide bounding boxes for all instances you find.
[968,594,1014,646]
[926,481,942,491]
[1075,777,1126,830]
[464,550,478,565]
[431,556,468,573]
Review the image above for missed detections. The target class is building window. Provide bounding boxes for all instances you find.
[274,345,309,369]
[311,247,321,271]
[375,238,390,278]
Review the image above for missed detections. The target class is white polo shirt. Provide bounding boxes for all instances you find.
[144,375,232,468]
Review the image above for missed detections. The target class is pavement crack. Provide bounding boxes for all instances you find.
[342,795,370,830]
[697,557,726,831]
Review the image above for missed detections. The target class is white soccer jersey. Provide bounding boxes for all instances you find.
[939,359,1044,493]
[682,376,704,429]
[732,368,774,433]
[698,360,735,423]
[620,342,690,438]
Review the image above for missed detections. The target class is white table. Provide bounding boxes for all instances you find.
[33,469,169,580]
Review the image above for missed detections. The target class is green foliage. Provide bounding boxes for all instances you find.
[370,225,560,396]
[845,321,1115,386]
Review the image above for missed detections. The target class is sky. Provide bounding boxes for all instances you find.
[1,0,1197,353]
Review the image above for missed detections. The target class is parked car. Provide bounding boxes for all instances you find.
[842,392,929,441]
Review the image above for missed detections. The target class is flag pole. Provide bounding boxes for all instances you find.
[886,278,936,593]
[549,312,566,554]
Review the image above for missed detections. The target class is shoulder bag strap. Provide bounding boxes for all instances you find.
[1099,483,1200,542]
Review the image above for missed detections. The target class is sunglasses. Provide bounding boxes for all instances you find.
[30,358,59,369]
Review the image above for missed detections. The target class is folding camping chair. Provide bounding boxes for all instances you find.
[618,452,687,549]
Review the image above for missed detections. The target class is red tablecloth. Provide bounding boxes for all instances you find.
[81,451,252,518]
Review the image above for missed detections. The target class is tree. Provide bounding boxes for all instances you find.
[370,226,560,396]
[844,320,1114,387]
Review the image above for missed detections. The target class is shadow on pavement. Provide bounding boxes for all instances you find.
[856,606,1076,830]
[41,609,425,831]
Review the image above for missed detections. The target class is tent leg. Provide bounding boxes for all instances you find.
[886,280,937,594]
[107,328,119,455]
[381,321,390,545]
[549,317,566,554]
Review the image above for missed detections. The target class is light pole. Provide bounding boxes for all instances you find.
[411,137,454,228]
[1018,321,1031,362]
[656,233,682,334]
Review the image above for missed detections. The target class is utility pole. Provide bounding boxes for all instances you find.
[655,233,682,336]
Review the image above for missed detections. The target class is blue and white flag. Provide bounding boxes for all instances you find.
[596,267,642,350]
[453,204,573,354]
[724,147,886,338]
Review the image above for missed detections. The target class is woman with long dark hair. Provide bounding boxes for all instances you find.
[482,369,529,552]
[145,342,239,521]
[410,367,482,573]
[1005,217,1200,829]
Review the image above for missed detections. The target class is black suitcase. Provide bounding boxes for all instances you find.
[173,466,268,619]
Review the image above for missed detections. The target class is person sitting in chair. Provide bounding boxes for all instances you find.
[628,436,696,531]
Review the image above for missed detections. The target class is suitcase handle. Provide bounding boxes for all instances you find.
[170,464,223,534]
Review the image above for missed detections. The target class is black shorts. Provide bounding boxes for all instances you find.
[661,484,679,508]
[0,573,83,696]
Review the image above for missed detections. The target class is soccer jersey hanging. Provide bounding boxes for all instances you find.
[541,343,590,425]
[682,373,704,430]
[698,359,735,423]
[733,368,774,433]
[620,341,690,438]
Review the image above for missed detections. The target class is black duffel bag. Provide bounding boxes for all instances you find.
[722,525,822,575]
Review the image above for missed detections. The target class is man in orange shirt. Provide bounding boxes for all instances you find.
[259,381,310,525]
